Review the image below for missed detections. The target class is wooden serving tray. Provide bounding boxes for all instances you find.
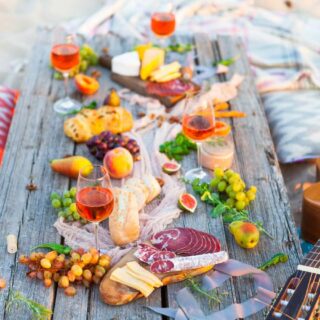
[99,54,196,109]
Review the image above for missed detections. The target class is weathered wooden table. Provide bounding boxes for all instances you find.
[0,29,302,319]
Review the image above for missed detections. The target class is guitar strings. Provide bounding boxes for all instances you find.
[262,242,320,319]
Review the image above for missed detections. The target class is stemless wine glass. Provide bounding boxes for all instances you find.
[50,34,82,114]
[76,165,114,251]
[182,92,216,181]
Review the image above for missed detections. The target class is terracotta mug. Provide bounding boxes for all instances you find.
[301,182,320,244]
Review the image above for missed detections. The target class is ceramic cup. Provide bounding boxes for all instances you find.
[301,182,320,244]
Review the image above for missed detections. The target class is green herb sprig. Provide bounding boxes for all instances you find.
[6,291,52,320]
[66,101,97,115]
[186,277,227,306]
[159,133,197,161]
[213,55,239,67]
[166,43,194,54]
[190,178,272,238]
[258,253,289,271]
[32,243,72,255]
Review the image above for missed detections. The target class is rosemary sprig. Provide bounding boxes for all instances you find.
[186,277,227,306]
[6,291,52,320]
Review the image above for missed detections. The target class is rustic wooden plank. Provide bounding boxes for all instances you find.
[0,27,75,319]
[164,33,237,316]
[216,35,302,319]
[85,34,163,320]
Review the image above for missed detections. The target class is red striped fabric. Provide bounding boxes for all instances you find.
[0,86,19,165]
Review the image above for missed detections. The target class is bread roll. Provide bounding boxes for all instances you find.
[141,174,161,203]
[109,188,140,246]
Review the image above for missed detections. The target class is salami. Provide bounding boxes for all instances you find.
[150,251,228,274]
[151,228,221,256]
[134,243,176,264]
[146,79,198,97]
[150,260,175,274]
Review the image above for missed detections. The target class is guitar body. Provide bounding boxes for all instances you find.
[265,240,320,320]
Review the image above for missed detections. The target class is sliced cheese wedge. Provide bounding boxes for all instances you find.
[150,61,181,80]
[112,51,141,77]
[154,72,181,83]
[110,267,154,298]
[126,262,163,288]
[140,48,165,80]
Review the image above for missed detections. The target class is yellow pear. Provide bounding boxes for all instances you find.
[229,221,260,249]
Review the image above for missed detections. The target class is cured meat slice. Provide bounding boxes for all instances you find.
[150,251,228,274]
[150,260,175,274]
[146,79,198,97]
[134,243,176,264]
[151,228,221,256]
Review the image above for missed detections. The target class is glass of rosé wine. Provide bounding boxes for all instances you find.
[51,34,81,114]
[182,92,216,181]
[76,165,114,251]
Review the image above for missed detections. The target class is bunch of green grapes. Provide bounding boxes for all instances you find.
[210,168,257,211]
[54,44,98,79]
[50,188,87,224]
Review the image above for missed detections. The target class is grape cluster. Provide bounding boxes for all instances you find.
[210,168,257,211]
[19,248,111,296]
[86,131,140,161]
[50,188,87,224]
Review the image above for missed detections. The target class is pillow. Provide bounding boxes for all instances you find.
[262,90,320,163]
[0,86,19,164]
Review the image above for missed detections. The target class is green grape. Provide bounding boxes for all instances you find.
[228,176,239,185]
[64,208,72,217]
[52,199,62,209]
[249,186,257,193]
[232,173,241,180]
[244,198,250,206]
[217,181,227,192]
[226,198,235,208]
[235,192,246,201]
[67,215,74,222]
[235,200,246,211]
[58,211,65,218]
[229,191,236,199]
[214,167,224,178]
[63,191,71,198]
[73,212,80,220]
[232,182,242,192]
[50,192,61,201]
[69,203,77,213]
[63,198,73,207]
[69,187,77,197]
[80,60,88,72]
[226,185,233,194]
[210,177,220,189]
[224,169,234,179]
[246,191,256,201]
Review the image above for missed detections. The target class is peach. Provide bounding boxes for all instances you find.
[75,74,99,95]
[103,147,133,179]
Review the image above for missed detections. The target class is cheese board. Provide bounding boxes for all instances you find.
[99,53,199,109]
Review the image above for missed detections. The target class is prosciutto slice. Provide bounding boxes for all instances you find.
[134,243,176,264]
[151,228,221,256]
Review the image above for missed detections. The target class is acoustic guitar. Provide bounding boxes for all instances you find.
[265,239,320,319]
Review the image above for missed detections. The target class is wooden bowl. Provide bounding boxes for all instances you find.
[301,182,320,244]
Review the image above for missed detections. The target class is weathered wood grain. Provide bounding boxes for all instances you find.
[0,28,302,320]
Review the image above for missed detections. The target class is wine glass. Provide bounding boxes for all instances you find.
[51,34,82,114]
[76,165,114,251]
[182,92,216,181]
[150,3,175,46]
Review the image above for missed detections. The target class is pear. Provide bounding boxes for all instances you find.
[50,156,93,179]
[104,88,121,107]
[229,221,260,249]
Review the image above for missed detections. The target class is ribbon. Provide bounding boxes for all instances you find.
[148,259,276,319]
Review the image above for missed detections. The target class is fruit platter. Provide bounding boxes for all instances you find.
[0,29,303,320]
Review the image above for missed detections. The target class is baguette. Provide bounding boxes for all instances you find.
[109,188,140,246]
[99,246,214,305]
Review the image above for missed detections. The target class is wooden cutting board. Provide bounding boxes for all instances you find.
[99,54,196,109]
